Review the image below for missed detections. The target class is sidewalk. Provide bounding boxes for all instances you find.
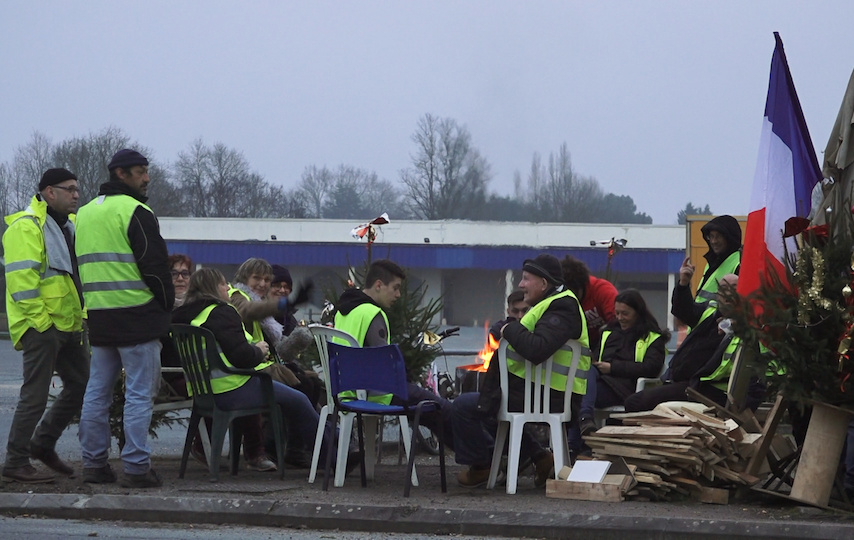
[1,450,853,539]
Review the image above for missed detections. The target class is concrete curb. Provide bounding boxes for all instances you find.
[1,493,852,539]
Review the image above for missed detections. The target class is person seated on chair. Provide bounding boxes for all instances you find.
[624,274,740,412]
[333,259,454,450]
[268,264,324,411]
[452,254,589,488]
[173,268,335,473]
[575,289,669,439]
[228,257,318,468]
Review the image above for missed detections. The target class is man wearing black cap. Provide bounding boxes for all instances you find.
[2,169,89,484]
[75,149,174,488]
[452,254,590,489]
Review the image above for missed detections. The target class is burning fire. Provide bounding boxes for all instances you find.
[474,322,498,372]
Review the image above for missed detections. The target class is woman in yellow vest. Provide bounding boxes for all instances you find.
[578,289,669,435]
[172,268,330,472]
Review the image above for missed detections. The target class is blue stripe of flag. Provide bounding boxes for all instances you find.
[764,32,822,218]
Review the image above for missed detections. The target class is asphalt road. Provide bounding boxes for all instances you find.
[0,517,489,539]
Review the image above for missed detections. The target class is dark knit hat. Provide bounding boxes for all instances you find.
[38,168,77,191]
[271,265,293,287]
[108,149,149,171]
[523,254,564,287]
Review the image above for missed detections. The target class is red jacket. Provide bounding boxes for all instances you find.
[582,276,617,352]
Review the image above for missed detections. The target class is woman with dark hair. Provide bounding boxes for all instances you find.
[168,254,193,308]
[577,289,669,436]
[172,268,329,474]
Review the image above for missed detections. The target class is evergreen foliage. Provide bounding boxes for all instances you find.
[723,207,854,408]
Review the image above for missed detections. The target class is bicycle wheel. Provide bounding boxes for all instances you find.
[414,424,440,456]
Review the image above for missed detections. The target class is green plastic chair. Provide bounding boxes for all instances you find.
[172,324,286,482]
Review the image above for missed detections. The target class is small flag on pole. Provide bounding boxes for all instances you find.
[738,32,822,297]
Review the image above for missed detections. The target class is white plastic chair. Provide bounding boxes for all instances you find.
[486,338,583,494]
[307,325,418,487]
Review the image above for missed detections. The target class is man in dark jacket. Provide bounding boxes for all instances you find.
[76,149,174,489]
[453,254,586,488]
[624,274,737,412]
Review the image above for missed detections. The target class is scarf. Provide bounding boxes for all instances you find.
[232,282,284,346]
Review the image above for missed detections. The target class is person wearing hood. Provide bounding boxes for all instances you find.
[2,168,89,484]
[333,259,453,449]
[677,215,742,309]
[452,254,590,489]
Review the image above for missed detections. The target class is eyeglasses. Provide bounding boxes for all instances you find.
[270,283,291,291]
[171,270,191,279]
[51,185,79,194]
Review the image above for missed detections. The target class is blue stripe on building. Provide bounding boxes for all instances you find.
[167,240,684,274]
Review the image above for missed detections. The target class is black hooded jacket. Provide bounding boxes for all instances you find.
[698,215,742,290]
[84,180,174,346]
[172,298,265,369]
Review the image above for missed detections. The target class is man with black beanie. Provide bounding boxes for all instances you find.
[452,254,590,491]
[75,149,174,488]
[2,168,89,484]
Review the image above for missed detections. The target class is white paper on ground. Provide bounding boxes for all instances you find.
[567,460,612,483]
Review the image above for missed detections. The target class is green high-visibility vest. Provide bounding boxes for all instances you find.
[228,286,266,343]
[599,330,662,364]
[334,301,393,405]
[188,303,254,395]
[695,251,740,306]
[701,336,741,391]
[75,194,154,310]
[4,195,83,349]
[506,289,591,395]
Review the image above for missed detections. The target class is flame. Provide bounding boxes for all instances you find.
[474,322,498,372]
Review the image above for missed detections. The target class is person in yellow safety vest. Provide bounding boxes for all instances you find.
[2,168,89,485]
[576,289,670,438]
[75,149,174,489]
[453,254,589,489]
[675,215,741,310]
[227,257,317,469]
[625,274,740,413]
[173,268,333,473]
[333,259,453,450]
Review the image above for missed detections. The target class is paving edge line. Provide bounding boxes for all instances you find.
[0,493,851,540]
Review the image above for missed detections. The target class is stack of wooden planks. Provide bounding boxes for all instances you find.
[582,401,788,503]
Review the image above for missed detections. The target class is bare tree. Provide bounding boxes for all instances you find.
[52,126,133,202]
[4,132,54,211]
[296,165,334,218]
[400,114,491,219]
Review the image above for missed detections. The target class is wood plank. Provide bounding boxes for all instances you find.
[546,479,624,502]
[682,408,728,429]
[670,476,702,489]
[595,426,694,438]
[647,449,704,466]
[584,435,697,451]
[745,394,786,477]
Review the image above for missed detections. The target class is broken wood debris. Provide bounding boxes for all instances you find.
[584,402,779,503]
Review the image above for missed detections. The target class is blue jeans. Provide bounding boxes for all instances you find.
[80,340,162,475]
[215,377,326,455]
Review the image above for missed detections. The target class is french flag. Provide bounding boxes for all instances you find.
[738,33,822,297]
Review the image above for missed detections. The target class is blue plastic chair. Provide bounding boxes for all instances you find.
[323,341,447,497]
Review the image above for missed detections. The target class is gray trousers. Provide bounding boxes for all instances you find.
[4,326,90,469]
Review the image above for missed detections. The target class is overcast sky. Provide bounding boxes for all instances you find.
[2,1,853,224]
